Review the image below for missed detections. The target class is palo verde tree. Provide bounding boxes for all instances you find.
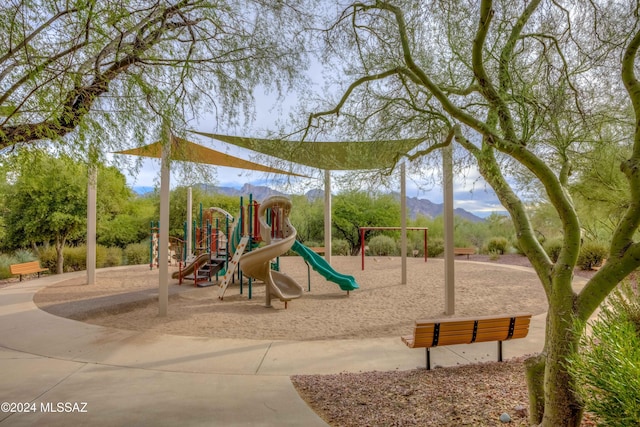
[1,152,135,271]
[303,1,639,425]
[0,0,314,157]
[2,153,87,273]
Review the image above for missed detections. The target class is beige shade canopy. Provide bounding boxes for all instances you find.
[115,135,308,177]
[191,131,423,171]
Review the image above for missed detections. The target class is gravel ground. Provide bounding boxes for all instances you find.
[292,254,598,427]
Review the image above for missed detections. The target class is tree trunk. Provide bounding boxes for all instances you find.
[55,236,65,274]
[538,298,584,426]
[525,352,546,425]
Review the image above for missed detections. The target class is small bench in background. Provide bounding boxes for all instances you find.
[9,261,49,281]
[401,313,532,370]
[454,247,476,260]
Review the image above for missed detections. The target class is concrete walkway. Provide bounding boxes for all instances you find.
[0,270,546,426]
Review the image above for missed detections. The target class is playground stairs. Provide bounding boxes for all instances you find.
[184,257,226,287]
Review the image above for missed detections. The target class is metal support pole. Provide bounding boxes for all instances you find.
[443,143,455,315]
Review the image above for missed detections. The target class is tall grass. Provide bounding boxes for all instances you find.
[568,282,640,426]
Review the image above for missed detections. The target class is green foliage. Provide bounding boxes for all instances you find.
[0,1,313,156]
[63,246,88,272]
[0,253,17,279]
[35,245,122,272]
[333,191,400,254]
[543,239,563,263]
[13,249,36,263]
[124,242,150,265]
[486,237,509,255]
[331,239,350,256]
[0,249,39,279]
[103,247,124,267]
[427,238,445,258]
[511,238,525,255]
[290,195,324,244]
[368,235,398,256]
[2,153,87,250]
[571,143,631,242]
[37,246,57,272]
[568,283,640,426]
[577,241,609,271]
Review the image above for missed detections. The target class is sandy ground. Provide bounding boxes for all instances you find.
[34,255,550,341]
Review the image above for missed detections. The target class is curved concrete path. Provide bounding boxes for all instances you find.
[0,268,547,426]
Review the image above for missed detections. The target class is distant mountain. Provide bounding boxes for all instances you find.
[199,183,287,201]
[132,186,155,195]
[391,192,484,222]
[197,183,483,222]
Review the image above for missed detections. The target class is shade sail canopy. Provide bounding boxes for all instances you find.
[192,131,423,171]
[114,135,308,177]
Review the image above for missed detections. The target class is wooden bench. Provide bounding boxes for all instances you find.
[308,247,325,254]
[9,261,49,281]
[401,313,532,370]
[454,247,476,259]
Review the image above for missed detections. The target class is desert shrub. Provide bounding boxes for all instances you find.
[0,254,17,279]
[0,250,38,279]
[64,246,87,271]
[368,235,397,256]
[332,239,350,256]
[511,238,525,255]
[124,242,150,265]
[14,249,36,263]
[103,246,123,267]
[486,237,509,255]
[568,283,640,425]
[427,237,445,258]
[543,239,563,263]
[38,246,58,272]
[577,241,608,271]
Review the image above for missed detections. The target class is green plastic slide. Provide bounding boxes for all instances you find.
[291,241,359,291]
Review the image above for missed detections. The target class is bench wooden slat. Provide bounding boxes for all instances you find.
[401,313,532,369]
[9,261,48,281]
[453,247,476,259]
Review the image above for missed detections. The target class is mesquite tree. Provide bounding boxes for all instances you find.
[304,1,640,425]
[0,0,313,155]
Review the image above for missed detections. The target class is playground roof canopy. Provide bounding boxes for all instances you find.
[114,135,308,177]
[191,131,423,171]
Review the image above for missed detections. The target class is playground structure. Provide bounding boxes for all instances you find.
[236,195,358,308]
[150,222,186,269]
[157,193,358,308]
[170,196,261,288]
[359,226,429,270]
[238,196,303,308]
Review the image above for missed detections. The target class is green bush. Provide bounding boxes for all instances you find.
[427,237,445,258]
[511,238,525,255]
[368,235,397,256]
[577,241,608,271]
[331,239,350,256]
[124,242,150,265]
[543,239,563,263]
[38,246,58,272]
[486,237,509,255]
[103,246,123,267]
[0,254,17,279]
[64,246,87,272]
[14,249,36,263]
[568,283,640,425]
